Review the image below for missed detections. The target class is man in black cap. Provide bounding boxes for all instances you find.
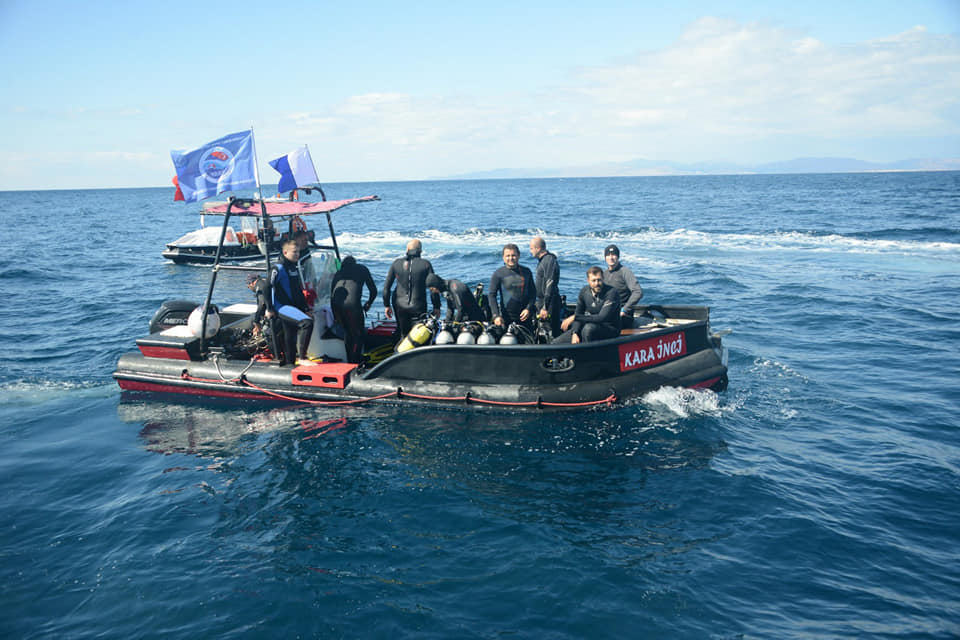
[602,244,643,329]
[426,274,484,322]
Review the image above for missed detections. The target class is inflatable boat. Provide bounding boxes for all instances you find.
[116,197,728,411]
[162,189,326,264]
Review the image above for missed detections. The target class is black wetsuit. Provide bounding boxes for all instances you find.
[270,256,313,364]
[383,251,441,338]
[250,276,271,327]
[331,257,377,363]
[553,282,621,343]
[440,278,484,322]
[603,263,643,328]
[488,264,536,328]
[534,250,561,337]
[250,276,281,357]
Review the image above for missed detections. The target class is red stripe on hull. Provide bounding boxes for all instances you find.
[687,376,721,390]
[117,379,264,400]
[137,346,192,360]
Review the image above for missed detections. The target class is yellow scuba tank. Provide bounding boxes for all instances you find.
[396,317,437,353]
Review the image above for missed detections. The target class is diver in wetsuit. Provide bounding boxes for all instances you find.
[554,266,621,343]
[270,239,314,364]
[488,243,536,330]
[247,273,272,331]
[529,236,561,338]
[426,274,484,322]
[382,239,441,339]
[602,244,643,329]
[331,256,377,363]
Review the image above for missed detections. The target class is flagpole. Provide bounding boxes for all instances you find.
[250,125,265,202]
[304,143,326,201]
[249,125,274,276]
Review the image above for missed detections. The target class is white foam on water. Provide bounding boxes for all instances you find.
[338,227,960,262]
[641,385,724,420]
[0,380,115,407]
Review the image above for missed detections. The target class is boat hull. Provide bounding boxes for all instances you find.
[114,311,728,411]
[162,244,276,265]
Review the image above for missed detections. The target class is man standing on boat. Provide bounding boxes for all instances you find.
[270,239,314,365]
[383,239,441,339]
[426,274,485,322]
[555,266,621,344]
[331,256,378,364]
[488,243,536,330]
[602,244,643,329]
[529,236,561,338]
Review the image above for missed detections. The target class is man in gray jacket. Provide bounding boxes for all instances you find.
[602,244,643,328]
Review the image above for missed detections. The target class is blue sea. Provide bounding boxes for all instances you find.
[1,172,959,638]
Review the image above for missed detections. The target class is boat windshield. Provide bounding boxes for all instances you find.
[302,248,338,307]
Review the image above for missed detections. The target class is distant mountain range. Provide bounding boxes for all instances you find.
[438,157,960,180]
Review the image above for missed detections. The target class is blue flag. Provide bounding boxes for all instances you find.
[170,130,257,203]
[269,145,319,194]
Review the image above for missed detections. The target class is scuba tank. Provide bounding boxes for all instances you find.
[396,315,438,353]
[500,322,535,345]
[476,322,499,345]
[456,321,482,345]
[435,320,457,345]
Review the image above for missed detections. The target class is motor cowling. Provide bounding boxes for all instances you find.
[148,300,199,334]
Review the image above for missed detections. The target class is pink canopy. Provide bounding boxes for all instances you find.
[202,195,379,217]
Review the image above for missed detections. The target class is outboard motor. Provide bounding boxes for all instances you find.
[149,299,199,334]
[396,316,438,353]
[456,322,482,345]
[435,321,457,345]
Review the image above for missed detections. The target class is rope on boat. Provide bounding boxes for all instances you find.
[240,378,619,409]
[239,379,398,405]
[178,370,618,409]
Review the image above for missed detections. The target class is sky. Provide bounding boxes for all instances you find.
[1,0,958,190]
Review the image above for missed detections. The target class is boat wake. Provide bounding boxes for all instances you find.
[336,227,960,264]
[640,386,726,423]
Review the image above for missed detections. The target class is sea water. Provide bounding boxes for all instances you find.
[1,172,958,638]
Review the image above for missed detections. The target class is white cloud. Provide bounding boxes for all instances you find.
[6,17,957,187]
[567,18,960,145]
[256,17,960,176]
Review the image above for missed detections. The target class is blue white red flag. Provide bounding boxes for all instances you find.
[269,145,319,194]
[170,130,257,203]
